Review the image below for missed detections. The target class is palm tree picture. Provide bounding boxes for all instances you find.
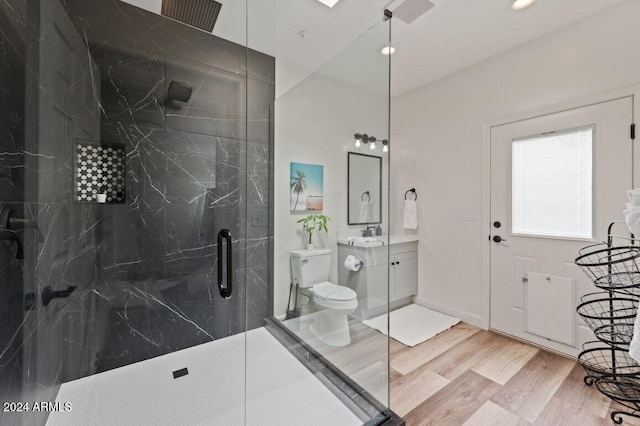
[290,162,324,212]
[291,169,307,210]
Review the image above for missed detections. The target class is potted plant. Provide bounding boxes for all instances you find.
[95,184,107,203]
[297,214,330,250]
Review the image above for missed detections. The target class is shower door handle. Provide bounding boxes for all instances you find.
[217,229,233,298]
[0,229,24,259]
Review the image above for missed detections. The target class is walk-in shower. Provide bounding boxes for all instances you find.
[0,0,394,424]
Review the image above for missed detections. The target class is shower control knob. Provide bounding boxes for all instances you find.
[492,235,507,243]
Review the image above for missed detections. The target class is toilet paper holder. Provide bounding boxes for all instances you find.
[344,255,364,271]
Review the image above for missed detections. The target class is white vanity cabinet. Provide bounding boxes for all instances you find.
[389,240,418,303]
[337,236,418,320]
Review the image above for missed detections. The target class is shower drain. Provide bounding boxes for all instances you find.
[173,368,189,379]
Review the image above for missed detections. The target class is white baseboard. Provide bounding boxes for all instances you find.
[414,297,484,329]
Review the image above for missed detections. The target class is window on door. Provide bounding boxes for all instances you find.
[511,126,594,239]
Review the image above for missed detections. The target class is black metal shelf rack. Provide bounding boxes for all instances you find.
[575,222,640,424]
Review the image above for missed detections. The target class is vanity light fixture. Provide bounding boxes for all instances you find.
[354,133,388,152]
[510,0,535,10]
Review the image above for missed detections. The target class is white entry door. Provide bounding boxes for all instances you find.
[490,97,633,357]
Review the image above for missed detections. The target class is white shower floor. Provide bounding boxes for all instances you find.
[47,327,362,426]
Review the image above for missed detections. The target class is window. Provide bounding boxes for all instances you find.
[511,127,593,239]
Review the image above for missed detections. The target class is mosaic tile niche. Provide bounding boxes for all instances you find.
[75,141,125,203]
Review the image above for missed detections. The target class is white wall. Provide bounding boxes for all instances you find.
[391,0,640,326]
[274,72,388,318]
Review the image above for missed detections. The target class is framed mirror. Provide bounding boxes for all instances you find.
[348,152,382,225]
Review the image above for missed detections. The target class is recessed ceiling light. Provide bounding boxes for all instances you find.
[317,0,340,8]
[381,46,396,56]
[511,0,535,10]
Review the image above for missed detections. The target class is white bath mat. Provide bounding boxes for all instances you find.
[363,303,460,347]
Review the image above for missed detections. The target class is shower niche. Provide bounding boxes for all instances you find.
[74,140,125,204]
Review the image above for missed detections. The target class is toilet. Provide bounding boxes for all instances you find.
[290,249,358,347]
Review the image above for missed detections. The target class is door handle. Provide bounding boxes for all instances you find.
[217,229,233,299]
[0,229,24,259]
[493,235,507,243]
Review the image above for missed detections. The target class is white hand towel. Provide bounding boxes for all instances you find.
[625,208,640,225]
[624,205,640,236]
[403,199,418,230]
[630,308,640,363]
[628,188,640,204]
[359,201,370,223]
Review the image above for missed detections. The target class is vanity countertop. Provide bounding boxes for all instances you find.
[389,235,419,245]
[337,235,419,247]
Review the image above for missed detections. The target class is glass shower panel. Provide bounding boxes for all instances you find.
[0,0,257,424]
[246,7,391,424]
[0,0,390,424]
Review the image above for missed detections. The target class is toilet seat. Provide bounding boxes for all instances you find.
[312,282,357,310]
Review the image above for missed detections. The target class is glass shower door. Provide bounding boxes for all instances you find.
[0,0,255,424]
[246,4,392,425]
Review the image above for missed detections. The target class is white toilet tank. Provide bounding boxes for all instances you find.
[290,249,331,288]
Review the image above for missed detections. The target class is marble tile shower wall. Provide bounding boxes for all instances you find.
[0,0,273,420]
[0,3,27,425]
[64,0,275,371]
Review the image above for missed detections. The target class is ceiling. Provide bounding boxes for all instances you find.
[120,0,630,97]
[389,0,630,96]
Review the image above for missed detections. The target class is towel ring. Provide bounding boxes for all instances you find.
[404,188,417,200]
[361,191,370,202]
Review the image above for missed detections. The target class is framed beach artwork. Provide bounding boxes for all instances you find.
[290,162,324,212]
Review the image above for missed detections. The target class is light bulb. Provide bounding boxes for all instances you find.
[354,133,362,148]
[511,0,535,10]
[381,46,396,56]
[370,141,376,150]
[383,144,388,153]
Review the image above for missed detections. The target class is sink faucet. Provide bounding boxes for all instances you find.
[362,226,377,237]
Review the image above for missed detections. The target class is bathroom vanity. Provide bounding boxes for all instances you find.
[338,236,418,320]
[389,237,419,304]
